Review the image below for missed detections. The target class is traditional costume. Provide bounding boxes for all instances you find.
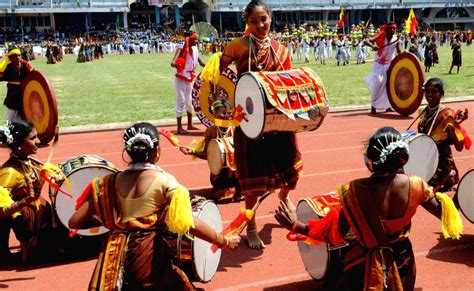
[296,175,462,290]
[365,24,399,111]
[220,36,302,196]
[174,33,199,118]
[418,106,470,191]
[0,155,53,261]
[83,167,195,290]
[0,49,33,121]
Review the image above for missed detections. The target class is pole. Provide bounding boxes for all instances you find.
[219,13,222,36]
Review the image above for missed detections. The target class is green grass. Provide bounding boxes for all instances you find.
[1,45,473,127]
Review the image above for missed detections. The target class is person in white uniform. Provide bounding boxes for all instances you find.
[171,31,205,134]
[364,23,402,114]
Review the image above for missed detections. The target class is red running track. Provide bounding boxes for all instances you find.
[1,101,473,290]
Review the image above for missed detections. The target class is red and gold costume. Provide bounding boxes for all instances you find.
[86,171,194,290]
[221,36,302,195]
[299,175,462,289]
[0,156,52,260]
[0,58,32,115]
[418,106,470,191]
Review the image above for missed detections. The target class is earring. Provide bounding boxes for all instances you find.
[17,146,21,151]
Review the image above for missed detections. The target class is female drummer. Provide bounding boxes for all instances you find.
[180,100,242,203]
[0,120,53,264]
[418,77,469,192]
[69,122,240,290]
[218,0,303,249]
[275,126,463,290]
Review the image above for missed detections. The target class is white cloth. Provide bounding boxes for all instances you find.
[365,36,398,110]
[6,109,21,122]
[174,77,194,117]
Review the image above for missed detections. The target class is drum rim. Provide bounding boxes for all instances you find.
[456,169,474,224]
[235,72,267,140]
[296,198,330,281]
[191,199,222,282]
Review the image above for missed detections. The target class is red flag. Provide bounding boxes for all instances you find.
[159,129,181,147]
[337,9,344,27]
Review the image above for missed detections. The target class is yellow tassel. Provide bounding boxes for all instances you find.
[200,52,222,89]
[0,186,20,218]
[188,139,206,160]
[436,192,464,239]
[167,185,195,235]
[42,162,70,190]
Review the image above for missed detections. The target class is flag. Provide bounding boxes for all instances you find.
[159,129,181,147]
[405,8,418,35]
[337,8,344,27]
[115,15,120,33]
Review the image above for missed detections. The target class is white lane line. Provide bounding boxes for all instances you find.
[213,243,474,290]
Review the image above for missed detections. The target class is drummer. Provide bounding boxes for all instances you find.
[218,0,304,249]
[69,122,240,289]
[417,77,470,192]
[180,100,242,203]
[0,48,34,121]
[275,126,463,290]
[0,121,54,264]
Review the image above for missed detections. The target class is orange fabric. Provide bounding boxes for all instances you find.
[374,24,397,57]
[337,175,431,290]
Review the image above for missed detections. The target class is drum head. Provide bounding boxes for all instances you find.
[296,199,328,281]
[387,52,425,116]
[234,73,265,139]
[20,70,58,144]
[207,139,225,176]
[403,133,439,181]
[192,67,238,127]
[55,167,114,237]
[456,169,474,223]
[193,200,222,282]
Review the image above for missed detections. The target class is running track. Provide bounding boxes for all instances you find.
[1,101,473,290]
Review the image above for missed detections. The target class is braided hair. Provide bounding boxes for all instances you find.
[123,122,159,163]
[0,120,34,149]
[366,127,409,174]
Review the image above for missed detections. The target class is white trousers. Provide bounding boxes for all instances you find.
[365,62,391,110]
[174,77,194,117]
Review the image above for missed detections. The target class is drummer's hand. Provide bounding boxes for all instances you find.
[179,146,193,155]
[274,200,298,231]
[455,108,468,124]
[223,234,241,250]
[372,44,379,51]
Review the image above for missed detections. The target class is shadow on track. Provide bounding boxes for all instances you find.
[426,233,474,267]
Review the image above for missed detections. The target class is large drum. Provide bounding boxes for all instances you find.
[234,67,329,139]
[20,70,58,144]
[51,155,117,238]
[296,193,347,282]
[401,130,439,181]
[192,67,238,127]
[164,196,222,282]
[206,137,236,176]
[456,169,474,223]
[386,52,425,116]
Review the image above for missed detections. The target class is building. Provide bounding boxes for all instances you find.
[0,0,133,33]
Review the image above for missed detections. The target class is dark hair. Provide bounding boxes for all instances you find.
[423,77,445,95]
[0,120,34,149]
[243,0,271,21]
[366,127,409,174]
[123,122,159,163]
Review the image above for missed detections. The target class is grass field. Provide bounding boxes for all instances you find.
[1,45,473,127]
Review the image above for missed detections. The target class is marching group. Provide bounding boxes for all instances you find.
[0,0,472,290]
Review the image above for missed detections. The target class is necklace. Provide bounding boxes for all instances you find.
[249,34,272,71]
[419,105,442,133]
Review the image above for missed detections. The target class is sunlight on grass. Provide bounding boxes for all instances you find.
[0,45,472,127]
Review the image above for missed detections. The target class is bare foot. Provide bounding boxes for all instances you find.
[175,128,188,135]
[246,229,265,249]
[187,125,200,130]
